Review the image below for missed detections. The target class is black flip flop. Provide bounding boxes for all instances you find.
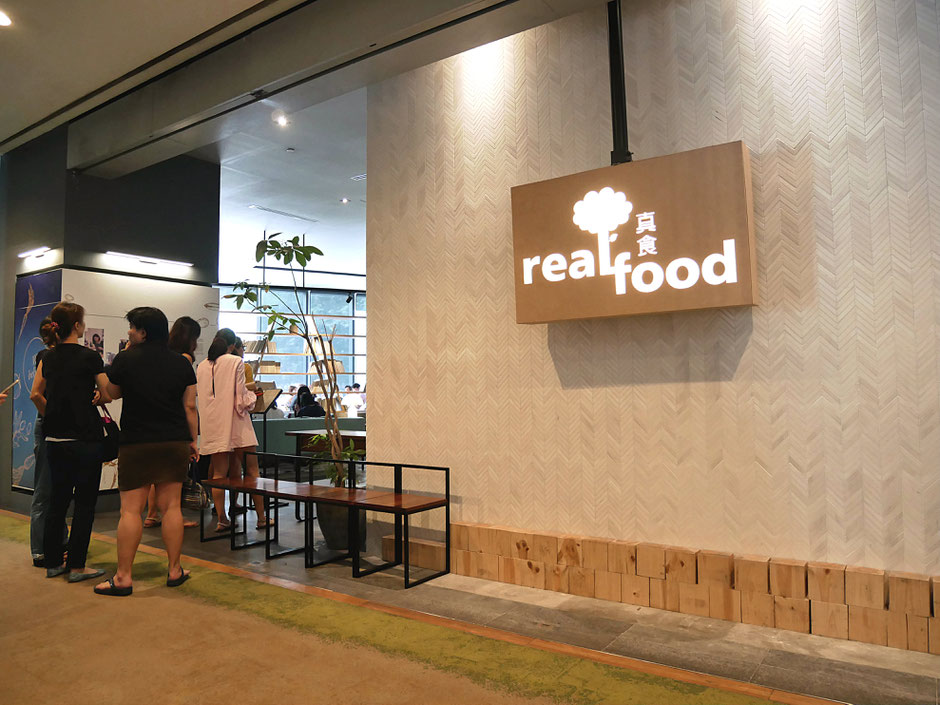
[93,577,133,597]
[167,568,190,588]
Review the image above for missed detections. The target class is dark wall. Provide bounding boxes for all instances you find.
[0,127,70,513]
[66,156,220,284]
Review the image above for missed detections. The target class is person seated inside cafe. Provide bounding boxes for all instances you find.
[295,387,325,417]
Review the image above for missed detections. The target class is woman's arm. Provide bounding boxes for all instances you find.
[183,384,199,460]
[95,372,112,404]
[30,361,46,415]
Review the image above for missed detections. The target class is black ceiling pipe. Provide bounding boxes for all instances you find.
[607,0,633,165]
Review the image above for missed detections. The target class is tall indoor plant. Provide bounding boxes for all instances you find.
[226,233,348,484]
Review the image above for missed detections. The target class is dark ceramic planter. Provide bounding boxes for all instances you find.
[316,501,366,552]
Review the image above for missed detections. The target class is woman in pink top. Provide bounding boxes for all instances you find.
[195,331,268,532]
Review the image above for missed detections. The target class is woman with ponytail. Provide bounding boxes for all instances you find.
[196,328,267,531]
[29,302,111,583]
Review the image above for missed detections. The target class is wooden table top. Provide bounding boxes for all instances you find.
[285,429,366,438]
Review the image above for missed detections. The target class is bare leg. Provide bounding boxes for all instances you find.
[210,454,231,526]
[143,485,160,526]
[237,447,266,520]
[154,481,187,580]
[96,486,148,590]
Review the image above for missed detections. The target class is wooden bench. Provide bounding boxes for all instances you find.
[200,470,449,588]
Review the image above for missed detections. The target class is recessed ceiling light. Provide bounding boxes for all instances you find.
[272,109,289,127]
[285,147,295,153]
[350,173,367,181]
[18,246,50,259]
[247,203,318,223]
[0,10,12,26]
[105,251,193,267]
[340,197,350,204]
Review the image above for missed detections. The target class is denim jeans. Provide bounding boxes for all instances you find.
[29,419,66,558]
[44,440,102,570]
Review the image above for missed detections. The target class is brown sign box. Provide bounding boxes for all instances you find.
[511,141,757,324]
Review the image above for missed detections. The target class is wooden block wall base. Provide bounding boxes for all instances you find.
[697,550,733,587]
[810,600,848,639]
[382,535,445,571]
[774,596,810,633]
[679,582,710,617]
[622,573,651,606]
[636,543,666,579]
[886,572,932,618]
[735,555,770,594]
[848,605,887,646]
[845,566,886,609]
[807,562,845,603]
[741,591,775,628]
[449,521,937,654]
[607,540,637,575]
[770,558,807,599]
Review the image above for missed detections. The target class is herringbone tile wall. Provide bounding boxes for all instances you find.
[366,1,940,573]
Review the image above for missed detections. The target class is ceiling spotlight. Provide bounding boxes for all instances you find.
[0,10,11,26]
[18,246,50,259]
[345,293,354,304]
[272,109,289,127]
[340,197,350,204]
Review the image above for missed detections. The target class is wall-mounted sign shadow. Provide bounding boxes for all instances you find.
[547,306,753,389]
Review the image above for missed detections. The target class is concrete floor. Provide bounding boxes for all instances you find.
[92,504,940,705]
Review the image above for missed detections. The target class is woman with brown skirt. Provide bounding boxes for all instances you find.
[94,307,198,596]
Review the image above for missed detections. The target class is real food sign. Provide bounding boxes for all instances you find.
[511,141,757,323]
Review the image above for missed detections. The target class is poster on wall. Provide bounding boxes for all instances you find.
[11,270,63,491]
[10,268,220,493]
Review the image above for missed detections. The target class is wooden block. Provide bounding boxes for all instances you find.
[481,527,512,556]
[807,562,845,603]
[664,546,697,583]
[928,617,940,655]
[382,535,444,571]
[636,543,666,579]
[933,577,940,618]
[774,596,810,633]
[697,549,733,587]
[886,610,907,650]
[568,566,594,598]
[509,531,533,559]
[770,558,807,598]
[530,534,557,566]
[709,585,741,622]
[845,566,886,609]
[469,551,499,581]
[741,591,775,628]
[907,615,929,652]
[607,540,637,574]
[887,572,932,617]
[556,537,583,567]
[810,600,847,639]
[848,605,887,645]
[621,573,650,606]
[582,538,609,571]
[735,555,770,594]
[546,564,568,593]
[451,523,470,551]
[678,582,710,617]
[649,578,680,611]
[452,549,472,576]
[498,556,545,590]
[466,524,490,552]
[595,570,622,602]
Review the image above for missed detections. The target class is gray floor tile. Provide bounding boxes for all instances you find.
[483,602,633,651]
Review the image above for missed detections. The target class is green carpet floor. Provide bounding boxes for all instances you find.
[1,514,775,705]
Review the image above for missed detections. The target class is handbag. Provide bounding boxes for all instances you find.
[182,462,210,510]
[99,406,120,462]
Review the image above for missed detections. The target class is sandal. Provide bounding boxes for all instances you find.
[143,518,161,528]
[182,519,199,528]
[167,567,191,588]
[94,577,133,597]
[68,568,106,583]
[256,518,275,530]
[214,522,231,533]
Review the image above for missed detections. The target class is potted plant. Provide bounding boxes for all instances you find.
[306,434,366,550]
[227,234,360,549]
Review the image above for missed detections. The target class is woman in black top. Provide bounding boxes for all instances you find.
[141,316,203,530]
[94,307,198,596]
[29,302,111,582]
[296,387,325,417]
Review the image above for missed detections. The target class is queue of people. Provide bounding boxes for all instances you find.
[24,301,266,597]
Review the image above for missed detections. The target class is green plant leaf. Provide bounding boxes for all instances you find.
[255,240,267,262]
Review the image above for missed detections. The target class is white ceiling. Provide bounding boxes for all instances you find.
[211,88,367,285]
[0,0,306,147]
